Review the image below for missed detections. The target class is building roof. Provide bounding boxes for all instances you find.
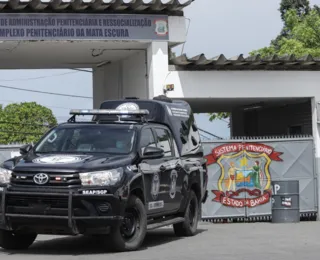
[0,0,193,14]
[169,53,320,71]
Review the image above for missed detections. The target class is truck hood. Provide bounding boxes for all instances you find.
[3,152,133,173]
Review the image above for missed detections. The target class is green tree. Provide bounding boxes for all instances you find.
[279,0,310,22]
[251,4,320,57]
[0,102,57,144]
[271,0,311,50]
[208,112,230,122]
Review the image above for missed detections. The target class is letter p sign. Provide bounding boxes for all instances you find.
[273,184,280,195]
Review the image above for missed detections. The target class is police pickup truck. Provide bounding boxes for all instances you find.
[0,95,208,252]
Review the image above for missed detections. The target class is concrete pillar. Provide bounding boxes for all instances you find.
[121,50,148,99]
[92,50,148,108]
[311,97,320,220]
[92,61,122,108]
[147,42,169,98]
[92,43,169,106]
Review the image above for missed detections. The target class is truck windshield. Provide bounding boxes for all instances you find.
[34,124,136,155]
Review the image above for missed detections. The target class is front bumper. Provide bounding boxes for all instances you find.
[0,187,125,235]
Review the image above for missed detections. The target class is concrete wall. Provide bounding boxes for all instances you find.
[147,42,169,98]
[93,41,170,106]
[92,61,122,108]
[164,70,320,145]
[164,70,320,99]
[168,16,187,46]
[122,51,148,99]
[92,50,148,108]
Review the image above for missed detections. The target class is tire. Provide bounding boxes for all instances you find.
[173,190,199,237]
[107,195,147,252]
[0,230,37,250]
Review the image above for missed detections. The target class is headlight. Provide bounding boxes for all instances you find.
[0,167,12,184]
[79,168,124,186]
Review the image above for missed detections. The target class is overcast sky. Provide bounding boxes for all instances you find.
[1,0,320,139]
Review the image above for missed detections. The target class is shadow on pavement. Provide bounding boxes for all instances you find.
[141,228,206,250]
[0,228,207,256]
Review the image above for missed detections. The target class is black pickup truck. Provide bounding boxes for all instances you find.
[0,95,208,252]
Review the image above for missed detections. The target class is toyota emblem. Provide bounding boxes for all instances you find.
[33,173,49,185]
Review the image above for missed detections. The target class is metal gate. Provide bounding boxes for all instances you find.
[201,136,317,220]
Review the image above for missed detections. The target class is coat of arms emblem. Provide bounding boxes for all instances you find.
[154,20,168,36]
[205,142,283,208]
[151,173,160,200]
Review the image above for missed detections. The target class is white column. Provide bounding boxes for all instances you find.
[147,42,169,98]
[92,61,122,108]
[121,50,148,99]
[311,97,320,220]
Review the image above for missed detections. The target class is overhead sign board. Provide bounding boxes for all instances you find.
[0,13,169,41]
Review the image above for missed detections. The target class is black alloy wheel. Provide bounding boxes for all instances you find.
[107,195,147,252]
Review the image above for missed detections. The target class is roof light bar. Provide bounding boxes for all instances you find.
[69,109,149,116]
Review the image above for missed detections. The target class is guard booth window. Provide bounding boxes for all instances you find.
[154,128,173,157]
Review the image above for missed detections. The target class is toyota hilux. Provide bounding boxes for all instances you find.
[0,95,208,252]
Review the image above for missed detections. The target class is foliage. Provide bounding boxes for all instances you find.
[0,102,57,144]
[279,0,310,21]
[250,2,320,57]
[270,0,310,49]
[208,112,230,122]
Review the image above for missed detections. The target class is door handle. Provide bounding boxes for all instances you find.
[160,165,166,171]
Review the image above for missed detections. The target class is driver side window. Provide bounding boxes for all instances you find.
[40,129,66,152]
[140,128,156,154]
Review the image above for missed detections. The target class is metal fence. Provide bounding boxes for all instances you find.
[201,135,317,222]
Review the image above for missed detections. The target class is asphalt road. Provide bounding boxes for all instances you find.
[0,221,319,260]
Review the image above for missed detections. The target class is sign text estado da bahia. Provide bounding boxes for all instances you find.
[0,13,169,41]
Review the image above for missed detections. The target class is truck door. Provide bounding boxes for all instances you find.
[138,127,167,216]
[153,127,184,214]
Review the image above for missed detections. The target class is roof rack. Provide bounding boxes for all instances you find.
[67,109,149,123]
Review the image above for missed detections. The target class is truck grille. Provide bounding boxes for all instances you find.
[7,195,69,208]
[11,171,81,188]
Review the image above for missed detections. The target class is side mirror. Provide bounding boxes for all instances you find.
[20,144,33,155]
[142,146,164,159]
